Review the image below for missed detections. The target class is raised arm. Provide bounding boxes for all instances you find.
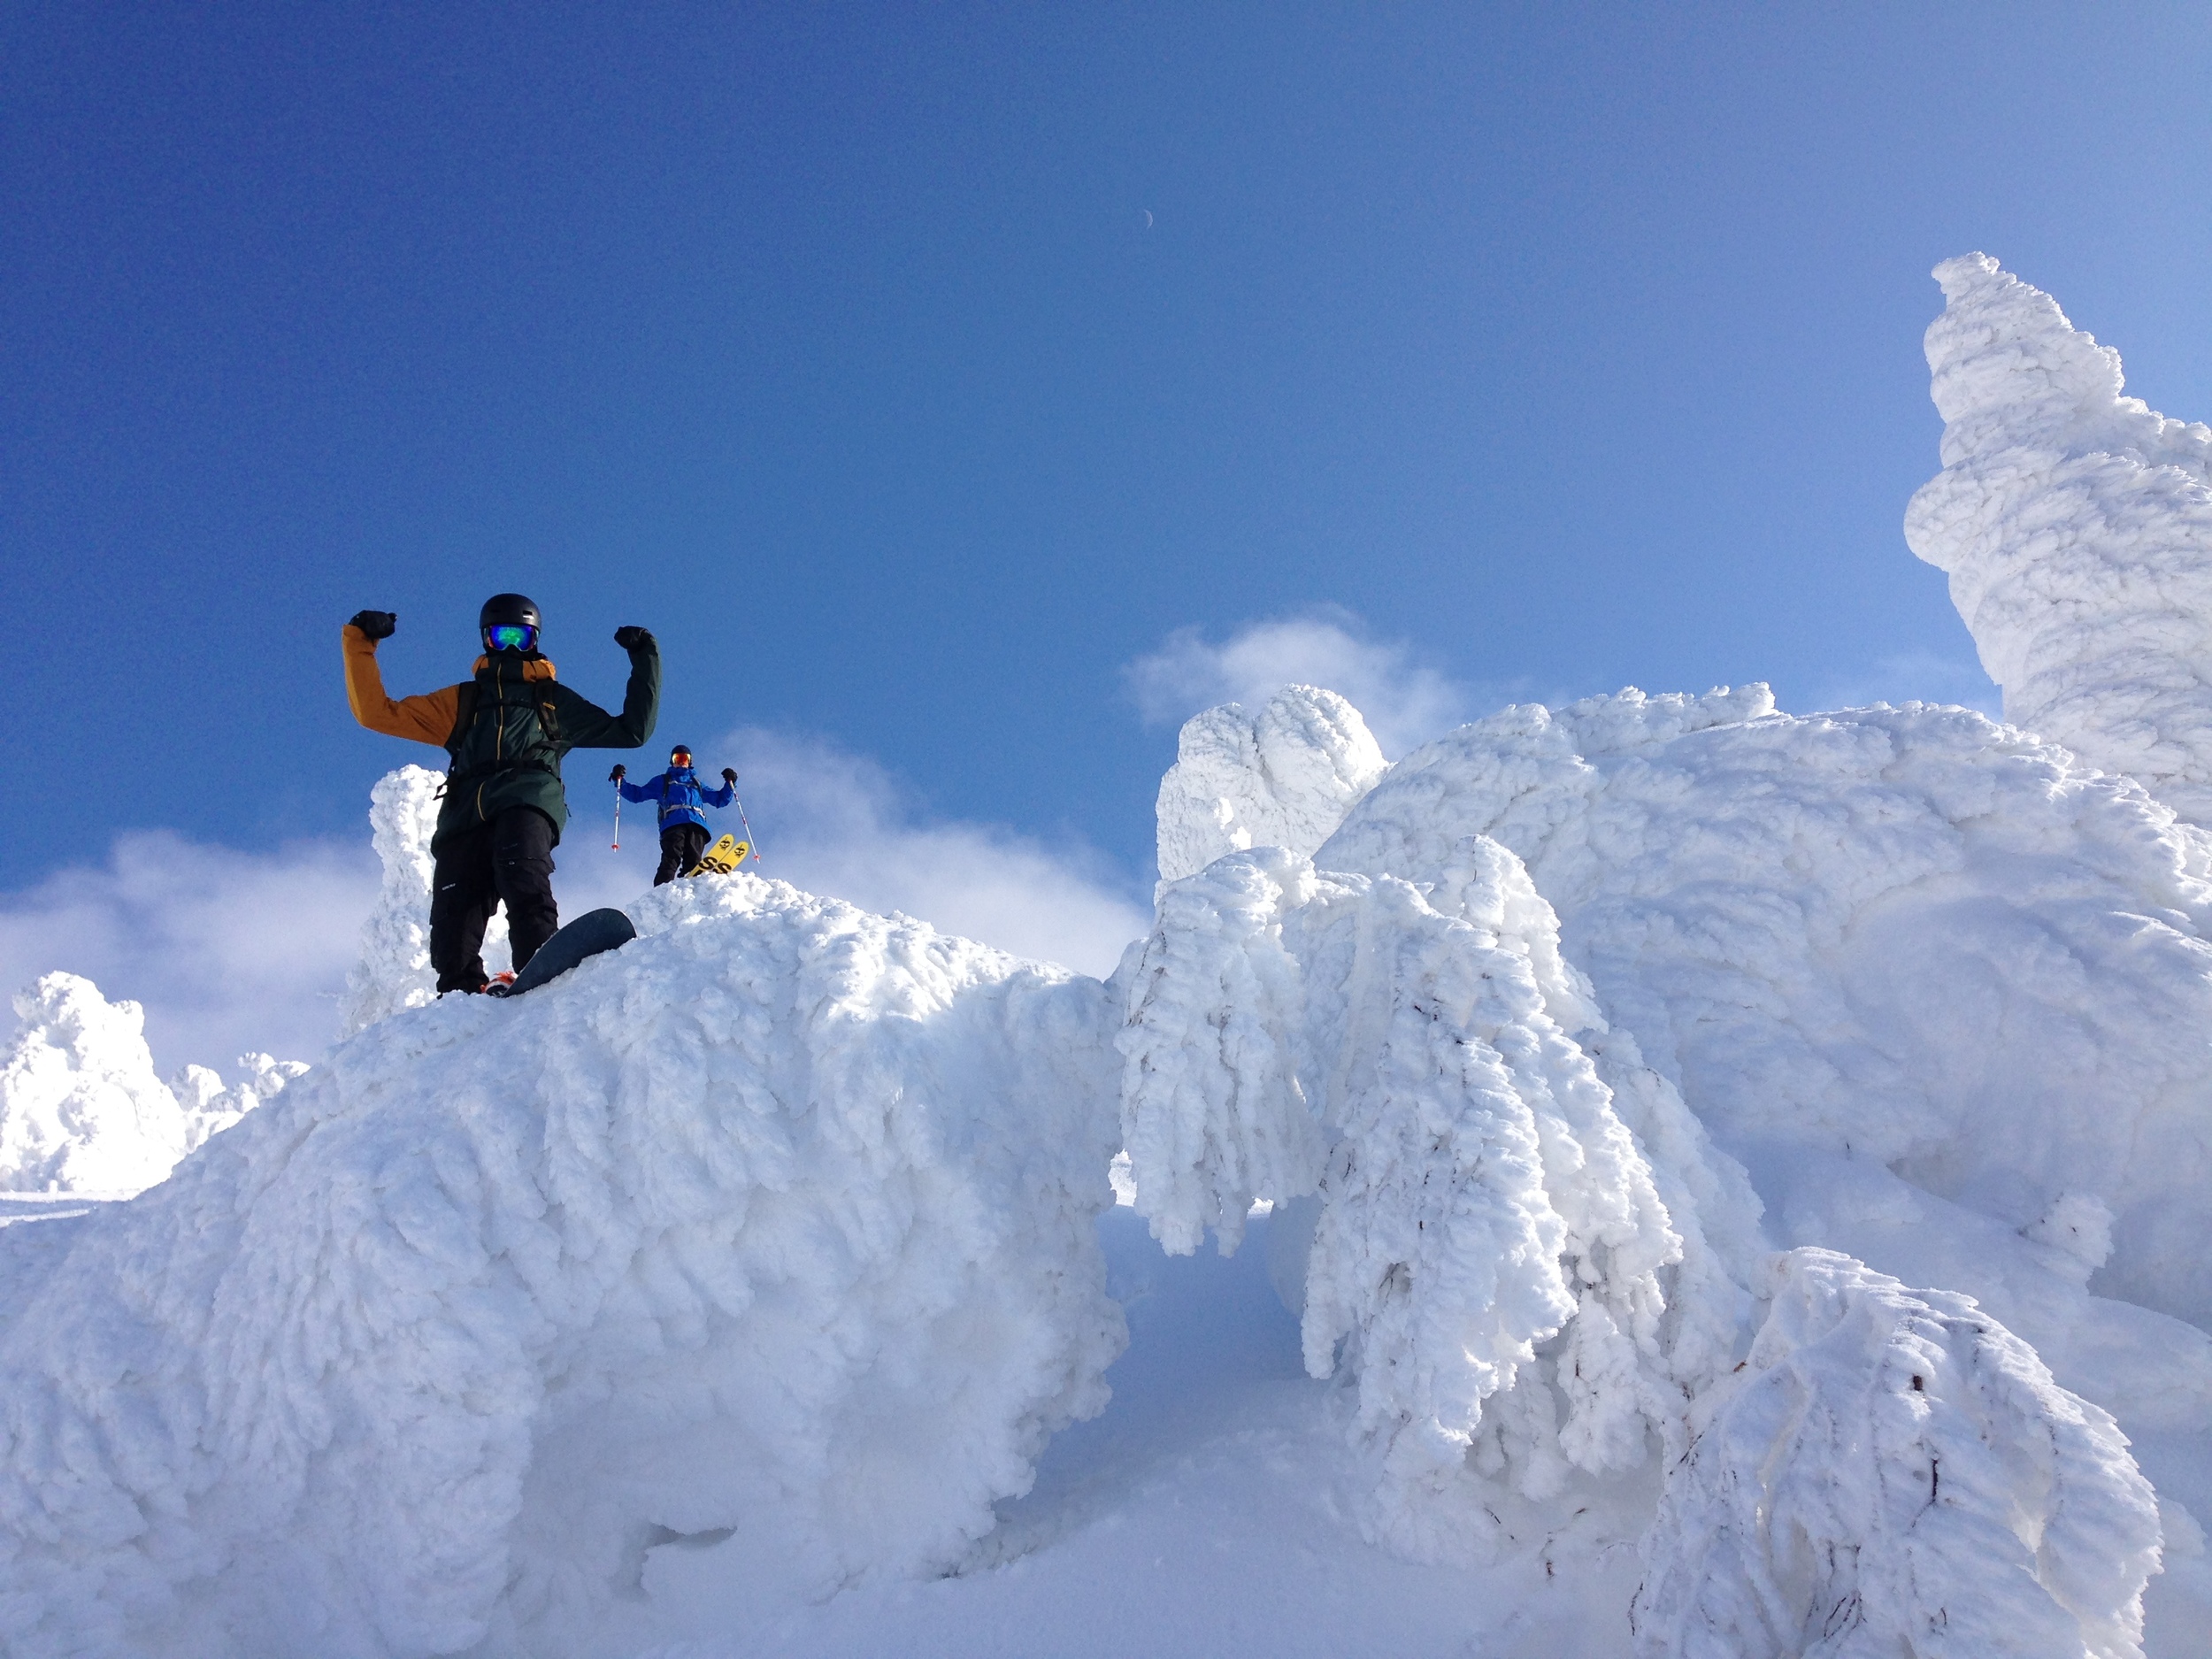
[550,627,661,749]
[342,616,459,747]
[617,773,664,804]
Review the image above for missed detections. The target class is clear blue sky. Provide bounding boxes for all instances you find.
[4,3,2209,892]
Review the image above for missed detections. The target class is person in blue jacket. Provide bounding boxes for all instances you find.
[611,745,737,884]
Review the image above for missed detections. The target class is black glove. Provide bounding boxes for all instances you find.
[349,610,397,641]
[613,626,656,653]
[721,768,737,786]
[609,764,626,782]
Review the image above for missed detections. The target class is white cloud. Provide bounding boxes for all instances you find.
[0,832,379,1077]
[1809,649,2004,719]
[1123,610,1478,757]
[0,733,1153,1077]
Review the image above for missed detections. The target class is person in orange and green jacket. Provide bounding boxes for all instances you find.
[343,594,659,995]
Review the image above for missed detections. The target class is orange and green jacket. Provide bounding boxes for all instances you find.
[343,624,659,852]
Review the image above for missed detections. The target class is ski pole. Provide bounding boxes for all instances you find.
[611,772,623,849]
[731,783,762,865]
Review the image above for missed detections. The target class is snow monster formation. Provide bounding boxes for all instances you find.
[1908,253,2212,825]
[1152,684,1388,885]
[339,763,511,1035]
[0,973,303,1195]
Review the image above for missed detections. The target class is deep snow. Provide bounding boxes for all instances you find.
[2,253,2211,1657]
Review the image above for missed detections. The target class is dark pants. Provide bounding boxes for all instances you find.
[654,822,710,885]
[430,807,559,992]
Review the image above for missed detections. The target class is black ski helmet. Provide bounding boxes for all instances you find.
[480,593,541,633]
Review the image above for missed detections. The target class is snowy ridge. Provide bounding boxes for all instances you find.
[1906,254,2212,823]
[1154,685,1387,884]
[0,876,1124,1658]
[1636,1248,2161,1659]
[1117,839,1745,1559]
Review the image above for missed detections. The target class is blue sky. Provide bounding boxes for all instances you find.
[4,4,2210,1058]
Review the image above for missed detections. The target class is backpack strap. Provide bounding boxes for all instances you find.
[446,680,480,750]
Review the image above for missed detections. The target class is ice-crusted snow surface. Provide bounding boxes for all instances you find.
[341,764,511,1034]
[1907,254,2212,824]
[1154,685,1387,884]
[0,874,1124,1659]
[1637,1248,2162,1659]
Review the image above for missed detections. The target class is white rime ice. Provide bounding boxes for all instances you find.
[0,974,190,1194]
[340,764,512,1035]
[0,876,1124,1659]
[1906,254,2212,824]
[1116,838,1751,1555]
[1636,1249,2162,1659]
[1318,687,2212,1342]
[1154,685,1388,883]
[0,977,305,1194]
[168,1053,311,1152]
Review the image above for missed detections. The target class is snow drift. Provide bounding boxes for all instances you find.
[1907,253,2212,824]
[0,876,1124,1658]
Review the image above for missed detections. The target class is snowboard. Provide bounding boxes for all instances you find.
[684,834,749,877]
[488,907,636,998]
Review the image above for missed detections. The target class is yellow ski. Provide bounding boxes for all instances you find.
[683,834,749,877]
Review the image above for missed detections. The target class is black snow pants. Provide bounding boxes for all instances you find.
[653,822,710,886]
[430,806,560,992]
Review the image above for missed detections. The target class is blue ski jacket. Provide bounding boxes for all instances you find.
[619,766,733,833]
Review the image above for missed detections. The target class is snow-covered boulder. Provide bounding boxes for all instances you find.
[1155,686,1387,884]
[1117,840,1757,1558]
[1906,253,2212,824]
[1317,688,2212,1342]
[0,973,190,1194]
[1637,1248,2162,1659]
[0,875,1124,1658]
[340,764,511,1035]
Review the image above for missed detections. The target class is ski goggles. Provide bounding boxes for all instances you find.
[484,623,538,653]
[670,749,693,765]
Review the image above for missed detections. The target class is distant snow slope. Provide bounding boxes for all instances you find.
[1907,253,2212,823]
[0,876,1124,1659]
